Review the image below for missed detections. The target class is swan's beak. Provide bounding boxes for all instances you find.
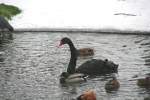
[59,41,63,46]
[57,41,63,48]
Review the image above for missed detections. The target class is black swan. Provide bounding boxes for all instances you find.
[59,37,118,75]
[60,72,87,84]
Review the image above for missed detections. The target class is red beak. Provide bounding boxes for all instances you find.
[59,41,63,46]
[57,41,63,48]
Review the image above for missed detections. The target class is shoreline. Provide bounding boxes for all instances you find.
[12,28,150,35]
[1,28,150,35]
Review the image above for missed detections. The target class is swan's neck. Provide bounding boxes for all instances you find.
[67,41,77,74]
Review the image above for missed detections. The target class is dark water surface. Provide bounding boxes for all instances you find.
[0,32,150,100]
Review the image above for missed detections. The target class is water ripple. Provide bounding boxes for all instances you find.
[0,32,150,100]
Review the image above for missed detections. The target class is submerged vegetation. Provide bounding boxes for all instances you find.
[0,3,21,20]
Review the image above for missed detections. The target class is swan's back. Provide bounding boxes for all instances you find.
[76,59,118,75]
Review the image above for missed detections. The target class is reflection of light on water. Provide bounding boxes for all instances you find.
[0,32,150,100]
[2,0,150,31]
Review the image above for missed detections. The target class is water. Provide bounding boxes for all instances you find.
[0,32,150,100]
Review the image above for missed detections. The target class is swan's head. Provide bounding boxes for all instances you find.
[59,37,71,46]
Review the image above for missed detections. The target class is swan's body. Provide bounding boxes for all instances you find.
[59,37,118,75]
[76,59,118,75]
